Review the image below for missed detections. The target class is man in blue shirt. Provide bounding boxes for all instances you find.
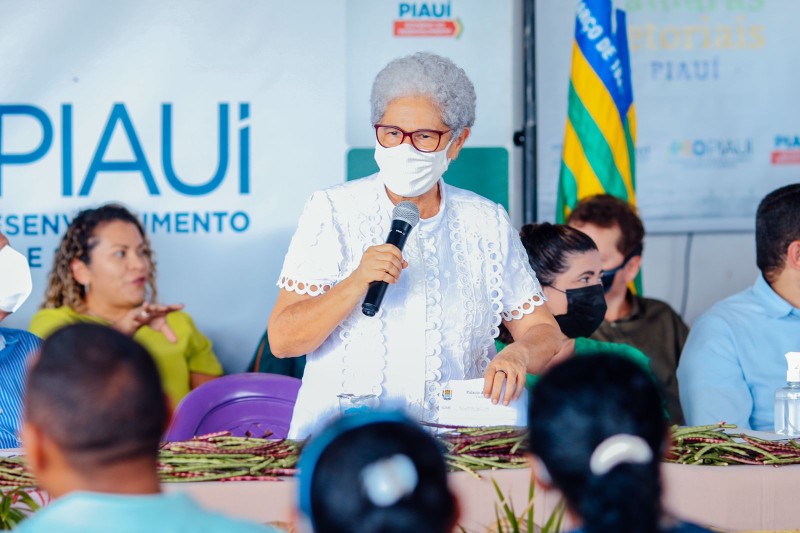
[0,328,40,448]
[0,234,40,449]
[17,324,276,532]
[678,184,800,431]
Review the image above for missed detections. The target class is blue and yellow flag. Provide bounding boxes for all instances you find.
[556,0,636,223]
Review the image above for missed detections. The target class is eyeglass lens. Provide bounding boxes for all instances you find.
[375,126,444,152]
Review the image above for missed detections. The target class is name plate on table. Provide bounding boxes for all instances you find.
[438,379,528,427]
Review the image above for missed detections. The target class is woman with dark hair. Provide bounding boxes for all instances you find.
[296,411,457,533]
[497,223,650,385]
[29,204,222,408]
[528,355,711,533]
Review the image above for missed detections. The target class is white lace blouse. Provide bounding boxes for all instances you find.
[278,175,546,438]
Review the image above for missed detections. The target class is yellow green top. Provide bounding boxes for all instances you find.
[30,306,223,408]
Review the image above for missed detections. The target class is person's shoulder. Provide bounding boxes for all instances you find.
[635,295,682,318]
[321,174,380,200]
[31,306,80,320]
[692,284,757,326]
[0,327,41,347]
[29,306,84,338]
[171,493,277,532]
[10,493,84,532]
[444,183,509,231]
[164,310,201,332]
[445,182,499,210]
[575,337,651,369]
[576,336,644,357]
[711,281,758,309]
[31,305,84,322]
[165,309,194,323]
[300,175,383,218]
[632,295,690,335]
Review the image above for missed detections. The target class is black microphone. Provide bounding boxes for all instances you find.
[362,201,420,317]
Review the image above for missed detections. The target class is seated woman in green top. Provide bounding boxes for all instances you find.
[30,204,223,409]
[497,223,651,387]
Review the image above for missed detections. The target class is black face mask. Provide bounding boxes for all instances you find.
[600,263,624,293]
[600,246,643,293]
[550,283,607,338]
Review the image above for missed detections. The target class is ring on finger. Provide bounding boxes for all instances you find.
[495,369,507,376]
[140,310,150,319]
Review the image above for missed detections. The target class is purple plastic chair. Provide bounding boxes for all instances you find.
[163,373,301,442]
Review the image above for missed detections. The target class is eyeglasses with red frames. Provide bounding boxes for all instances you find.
[374,124,451,153]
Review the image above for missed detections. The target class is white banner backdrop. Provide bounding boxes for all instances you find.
[347,0,523,219]
[0,1,348,370]
[536,0,800,233]
[0,0,520,371]
[346,0,520,152]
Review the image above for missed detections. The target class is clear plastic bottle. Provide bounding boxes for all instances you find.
[774,352,800,437]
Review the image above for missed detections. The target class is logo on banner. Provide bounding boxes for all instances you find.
[771,135,800,165]
[394,2,463,38]
[0,102,250,198]
[0,102,253,267]
[635,144,652,165]
[627,2,766,84]
[668,138,753,168]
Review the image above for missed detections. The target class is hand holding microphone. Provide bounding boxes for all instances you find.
[361,202,420,317]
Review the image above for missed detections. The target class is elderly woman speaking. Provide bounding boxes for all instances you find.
[269,52,565,438]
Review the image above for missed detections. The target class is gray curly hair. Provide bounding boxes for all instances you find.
[370,52,476,138]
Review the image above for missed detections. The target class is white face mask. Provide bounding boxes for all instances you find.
[374,140,451,198]
[0,246,32,313]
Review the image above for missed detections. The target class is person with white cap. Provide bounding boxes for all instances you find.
[527,354,712,533]
[0,231,41,449]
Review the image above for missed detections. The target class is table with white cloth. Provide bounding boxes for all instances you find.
[5,446,800,531]
[162,463,800,532]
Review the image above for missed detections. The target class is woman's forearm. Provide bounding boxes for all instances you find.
[269,243,407,357]
[513,322,564,374]
[268,275,368,357]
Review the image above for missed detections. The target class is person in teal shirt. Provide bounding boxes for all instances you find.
[15,491,274,533]
[16,324,275,533]
[496,223,652,388]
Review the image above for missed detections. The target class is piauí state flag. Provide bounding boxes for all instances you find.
[556,0,636,224]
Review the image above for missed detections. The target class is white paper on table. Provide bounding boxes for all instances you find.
[0,449,23,457]
[437,378,528,427]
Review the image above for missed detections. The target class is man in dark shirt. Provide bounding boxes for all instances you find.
[568,195,688,424]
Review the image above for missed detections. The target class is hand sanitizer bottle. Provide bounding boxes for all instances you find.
[775,352,800,437]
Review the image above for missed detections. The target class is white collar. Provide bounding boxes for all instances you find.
[379,178,446,223]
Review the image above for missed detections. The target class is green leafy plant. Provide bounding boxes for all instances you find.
[0,487,41,530]
[488,478,564,533]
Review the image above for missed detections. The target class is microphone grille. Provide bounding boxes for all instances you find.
[392,201,420,228]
